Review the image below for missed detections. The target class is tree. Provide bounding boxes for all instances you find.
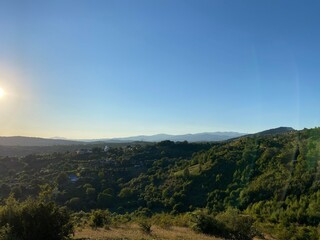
[56,172,69,187]
[183,168,190,178]
[89,209,111,229]
[0,195,73,240]
[97,190,114,208]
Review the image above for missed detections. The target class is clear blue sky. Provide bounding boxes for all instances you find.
[0,0,319,138]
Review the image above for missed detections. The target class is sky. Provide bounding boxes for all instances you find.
[0,0,320,139]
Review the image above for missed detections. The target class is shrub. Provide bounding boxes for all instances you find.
[110,212,131,227]
[275,224,319,240]
[71,211,89,228]
[151,213,173,229]
[216,208,257,240]
[89,209,111,229]
[0,224,12,240]
[138,220,152,234]
[190,210,228,237]
[191,209,259,239]
[134,207,152,218]
[0,196,73,240]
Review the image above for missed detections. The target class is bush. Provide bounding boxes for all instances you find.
[0,196,73,240]
[191,209,259,239]
[89,209,111,229]
[110,213,131,227]
[151,213,174,229]
[190,210,228,237]
[0,224,12,240]
[275,224,319,240]
[138,220,152,234]
[134,207,152,218]
[71,211,89,228]
[216,208,258,240]
[149,212,191,229]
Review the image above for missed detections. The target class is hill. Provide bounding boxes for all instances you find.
[0,127,319,239]
[0,136,83,147]
[254,126,295,136]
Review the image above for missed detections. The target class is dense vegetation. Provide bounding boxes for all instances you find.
[0,128,320,239]
[0,195,73,240]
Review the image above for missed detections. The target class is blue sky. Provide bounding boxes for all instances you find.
[0,0,320,138]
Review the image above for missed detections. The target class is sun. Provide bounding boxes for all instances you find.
[0,87,5,98]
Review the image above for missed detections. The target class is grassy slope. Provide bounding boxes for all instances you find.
[74,224,221,240]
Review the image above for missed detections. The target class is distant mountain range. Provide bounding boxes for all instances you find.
[104,132,246,143]
[0,136,83,147]
[0,127,295,147]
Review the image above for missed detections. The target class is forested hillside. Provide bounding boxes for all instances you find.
[0,128,319,239]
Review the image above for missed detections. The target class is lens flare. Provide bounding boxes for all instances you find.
[0,88,4,98]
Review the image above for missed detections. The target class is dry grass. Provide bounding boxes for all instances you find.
[74,224,221,240]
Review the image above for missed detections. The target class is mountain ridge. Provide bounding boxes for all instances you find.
[0,136,84,147]
[0,132,246,146]
[105,131,246,142]
[0,127,295,147]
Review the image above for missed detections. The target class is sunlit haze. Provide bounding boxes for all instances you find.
[0,0,320,139]
[0,88,4,98]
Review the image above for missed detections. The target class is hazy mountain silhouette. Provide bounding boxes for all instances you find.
[0,128,295,147]
[105,132,246,142]
[0,136,83,147]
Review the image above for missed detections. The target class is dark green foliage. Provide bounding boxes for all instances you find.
[191,210,228,237]
[89,209,111,229]
[0,196,73,240]
[216,208,257,240]
[97,190,114,208]
[0,224,11,240]
[191,209,258,240]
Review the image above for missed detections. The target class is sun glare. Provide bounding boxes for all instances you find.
[0,88,5,98]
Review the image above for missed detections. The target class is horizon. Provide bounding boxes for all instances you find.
[0,125,303,140]
[1,1,320,138]
[0,130,246,140]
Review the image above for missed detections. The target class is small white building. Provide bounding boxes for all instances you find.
[104,145,109,152]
